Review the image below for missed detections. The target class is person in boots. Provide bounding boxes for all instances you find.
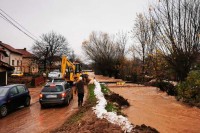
[75,77,84,107]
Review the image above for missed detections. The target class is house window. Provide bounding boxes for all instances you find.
[17,60,19,66]
[12,60,14,66]
[32,67,35,71]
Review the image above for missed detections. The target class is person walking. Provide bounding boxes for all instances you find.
[75,77,84,107]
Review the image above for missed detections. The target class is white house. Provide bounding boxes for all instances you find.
[0,41,23,72]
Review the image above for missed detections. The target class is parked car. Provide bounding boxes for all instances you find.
[48,71,62,79]
[0,84,31,117]
[39,81,73,108]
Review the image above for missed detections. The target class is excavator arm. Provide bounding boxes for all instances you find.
[61,55,81,84]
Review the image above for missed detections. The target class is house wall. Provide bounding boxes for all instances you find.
[22,57,38,74]
[10,53,22,66]
[54,60,61,66]
[0,48,9,64]
[9,53,22,72]
[31,64,39,74]
[0,46,22,71]
[0,53,8,63]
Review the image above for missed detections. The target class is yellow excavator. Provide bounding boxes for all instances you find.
[61,55,82,85]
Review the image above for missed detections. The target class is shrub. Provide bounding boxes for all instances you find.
[146,81,177,96]
[176,70,200,107]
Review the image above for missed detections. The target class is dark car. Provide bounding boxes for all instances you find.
[39,81,73,108]
[0,84,31,117]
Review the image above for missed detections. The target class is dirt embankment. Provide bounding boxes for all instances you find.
[52,101,158,133]
[53,107,123,133]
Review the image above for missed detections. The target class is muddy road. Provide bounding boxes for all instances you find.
[0,86,87,133]
[108,84,200,133]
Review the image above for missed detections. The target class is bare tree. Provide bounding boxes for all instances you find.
[82,31,128,77]
[131,13,158,80]
[151,0,200,81]
[32,31,71,71]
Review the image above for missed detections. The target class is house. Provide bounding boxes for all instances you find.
[0,41,23,72]
[0,47,14,85]
[51,56,62,70]
[38,55,62,72]
[17,48,38,74]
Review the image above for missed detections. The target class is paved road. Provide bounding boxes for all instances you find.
[0,86,87,133]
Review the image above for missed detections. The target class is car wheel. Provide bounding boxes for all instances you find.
[0,105,8,117]
[24,97,31,107]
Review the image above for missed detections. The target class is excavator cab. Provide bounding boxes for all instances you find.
[74,63,82,80]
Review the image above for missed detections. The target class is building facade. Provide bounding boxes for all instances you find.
[17,48,38,74]
[0,41,23,72]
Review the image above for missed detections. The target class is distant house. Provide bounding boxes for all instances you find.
[0,46,14,85]
[0,41,23,72]
[38,56,62,72]
[17,48,38,74]
[51,56,62,70]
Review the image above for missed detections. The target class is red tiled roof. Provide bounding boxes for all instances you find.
[16,49,34,58]
[0,42,22,55]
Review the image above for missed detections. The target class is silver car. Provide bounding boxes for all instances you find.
[39,81,73,108]
[48,71,62,79]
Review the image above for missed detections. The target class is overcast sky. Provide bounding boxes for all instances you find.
[0,0,151,58]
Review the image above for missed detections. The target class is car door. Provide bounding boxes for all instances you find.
[64,83,71,98]
[16,85,27,106]
[7,87,19,109]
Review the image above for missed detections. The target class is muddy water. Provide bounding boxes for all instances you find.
[108,84,200,133]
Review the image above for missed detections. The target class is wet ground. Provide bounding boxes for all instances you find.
[108,84,200,133]
[2,73,200,133]
[0,86,87,133]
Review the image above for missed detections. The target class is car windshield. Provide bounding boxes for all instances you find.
[0,87,9,96]
[42,85,63,92]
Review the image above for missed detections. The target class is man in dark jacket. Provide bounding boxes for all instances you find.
[75,77,84,107]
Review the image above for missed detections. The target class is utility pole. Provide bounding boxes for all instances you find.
[44,47,49,72]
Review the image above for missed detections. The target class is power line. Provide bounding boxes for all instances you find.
[0,8,39,40]
[0,8,38,42]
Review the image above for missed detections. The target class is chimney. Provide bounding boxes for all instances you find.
[24,48,26,51]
